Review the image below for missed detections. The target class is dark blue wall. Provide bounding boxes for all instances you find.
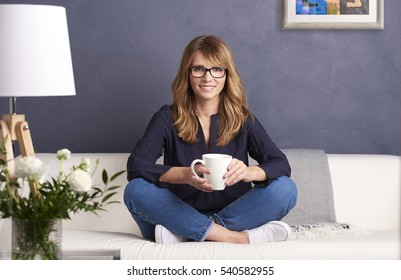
[1,0,400,155]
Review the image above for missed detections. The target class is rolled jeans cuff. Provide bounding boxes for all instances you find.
[196,216,214,242]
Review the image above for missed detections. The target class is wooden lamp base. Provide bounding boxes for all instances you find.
[0,114,35,179]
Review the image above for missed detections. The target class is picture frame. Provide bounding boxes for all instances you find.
[282,0,384,29]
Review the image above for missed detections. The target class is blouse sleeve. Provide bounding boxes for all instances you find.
[126,106,172,186]
[247,116,291,185]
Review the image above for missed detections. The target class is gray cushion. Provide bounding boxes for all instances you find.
[280,149,337,225]
[162,148,336,226]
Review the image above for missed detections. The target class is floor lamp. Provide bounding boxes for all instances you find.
[0,4,76,178]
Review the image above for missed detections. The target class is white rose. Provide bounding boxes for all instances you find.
[67,169,92,193]
[56,149,71,160]
[15,156,45,180]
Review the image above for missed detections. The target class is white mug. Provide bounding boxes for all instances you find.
[190,153,232,191]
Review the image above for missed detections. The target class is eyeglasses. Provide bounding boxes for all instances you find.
[189,66,227,78]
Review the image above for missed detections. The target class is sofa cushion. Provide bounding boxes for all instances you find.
[280,149,337,225]
[62,229,400,259]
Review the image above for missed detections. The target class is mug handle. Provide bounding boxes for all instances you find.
[190,159,205,177]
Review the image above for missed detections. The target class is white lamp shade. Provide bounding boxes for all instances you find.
[0,4,76,97]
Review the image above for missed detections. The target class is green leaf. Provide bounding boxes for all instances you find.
[102,169,108,185]
[105,201,120,204]
[110,170,126,182]
[105,185,121,192]
[92,187,103,193]
[101,192,117,203]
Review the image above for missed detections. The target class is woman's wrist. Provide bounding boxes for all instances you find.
[160,166,193,185]
[246,166,267,182]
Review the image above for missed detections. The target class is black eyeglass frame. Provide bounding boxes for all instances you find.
[189,67,228,78]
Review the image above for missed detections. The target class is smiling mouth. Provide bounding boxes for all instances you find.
[200,85,215,90]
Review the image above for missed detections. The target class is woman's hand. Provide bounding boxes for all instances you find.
[224,158,249,186]
[224,158,267,186]
[188,165,214,192]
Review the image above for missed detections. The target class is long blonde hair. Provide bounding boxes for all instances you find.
[171,35,252,146]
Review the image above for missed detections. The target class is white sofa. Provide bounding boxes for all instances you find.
[0,150,400,259]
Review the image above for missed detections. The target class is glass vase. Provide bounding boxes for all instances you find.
[12,218,62,260]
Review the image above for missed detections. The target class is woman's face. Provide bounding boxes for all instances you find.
[189,51,226,104]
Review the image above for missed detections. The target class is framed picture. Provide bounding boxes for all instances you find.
[282,0,384,29]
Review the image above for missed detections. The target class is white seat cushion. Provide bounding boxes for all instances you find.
[62,229,400,260]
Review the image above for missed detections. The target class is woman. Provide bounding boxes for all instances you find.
[124,35,297,244]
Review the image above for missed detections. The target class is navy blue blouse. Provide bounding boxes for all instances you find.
[127,105,291,212]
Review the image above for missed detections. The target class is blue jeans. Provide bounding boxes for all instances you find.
[124,176,297,242]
